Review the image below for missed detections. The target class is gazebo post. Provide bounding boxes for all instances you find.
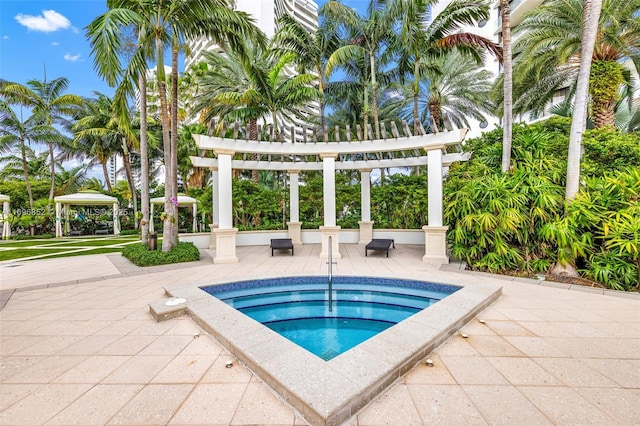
[113,203,120,235]
[64,204,70,236]
[287,169,302,245]
[149,203,154,233]
[192,203,197,233]
[209,167,219,249]
[55,202,62,237]
[319,153,341,259]
[358,168,374,244]
[422,145,449,265]
[1,199,10,240]
[212,149,238,263]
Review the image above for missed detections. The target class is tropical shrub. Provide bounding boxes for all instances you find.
[122,242,200,266]
[372,174,429,229]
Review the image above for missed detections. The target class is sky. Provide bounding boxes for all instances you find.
[0,0,370,99]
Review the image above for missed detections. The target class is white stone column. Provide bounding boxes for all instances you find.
[287,169,302,245]
[113,203,120,235]
[358,168,374,244]
[1,201,9,239]
[423,145,448,264]
[213,149,238,263]
[320,153,341,259]
[209,167,219,249]
[192,203,197,233]
[64,204,70,235]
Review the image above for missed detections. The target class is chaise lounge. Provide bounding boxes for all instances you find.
[365,239,395,257]
[271,238,294,256]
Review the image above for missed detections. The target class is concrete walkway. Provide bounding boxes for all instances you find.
[0,245,638,425]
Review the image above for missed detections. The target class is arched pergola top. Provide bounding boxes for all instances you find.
[150,194,199,207]
[0,194,9,202]
[54,190,118,205]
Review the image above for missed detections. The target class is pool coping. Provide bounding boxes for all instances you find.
[162,273,502,426]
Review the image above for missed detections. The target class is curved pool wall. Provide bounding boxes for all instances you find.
[162,274,502,426]
[201,276,461,360]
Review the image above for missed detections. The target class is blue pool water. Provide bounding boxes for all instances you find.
[201,276,460,360]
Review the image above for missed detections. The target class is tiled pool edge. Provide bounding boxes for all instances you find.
[163,275,502,426]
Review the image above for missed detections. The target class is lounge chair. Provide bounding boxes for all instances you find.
[271,238,294,256]
[365,239,395,257]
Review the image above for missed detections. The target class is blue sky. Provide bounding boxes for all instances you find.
[0,0,369,99]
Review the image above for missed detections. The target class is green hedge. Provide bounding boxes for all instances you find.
[122,242,200,266]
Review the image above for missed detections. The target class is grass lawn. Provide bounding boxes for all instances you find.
[0,235,152,262]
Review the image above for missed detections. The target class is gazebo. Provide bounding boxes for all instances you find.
[0,194,10,239]
[54,191,120,237]
[149,194,199,233]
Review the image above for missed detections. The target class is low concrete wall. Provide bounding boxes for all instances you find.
[180,229,425,249]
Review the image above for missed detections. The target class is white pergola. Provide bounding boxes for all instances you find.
[149,194,199,233]
[54,191,120,237]
[191,122,469,264]
[0,194,10,239]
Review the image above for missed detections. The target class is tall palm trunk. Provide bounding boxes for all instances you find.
[140,70,150,245]
[249,118,259,183]
[413,62,420,134]
[318,66,326,137]
[428,99,442,130]
[101,161,113,192]
[500,0,513,173]
[158,39,175,252]
[566,0,603,201]
[121,139,138,229]
[48,142,56,203]
[20,139,34,209]
[170,43,179,245]
[370,54,380,140]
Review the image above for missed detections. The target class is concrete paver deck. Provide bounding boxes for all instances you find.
[0,245,638,425]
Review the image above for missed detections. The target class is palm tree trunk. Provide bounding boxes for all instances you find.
[48,142,56,204]
[428,99,442,130]
[370,54,380,140]
[102,161,113,192]
[170,43,179,245]
[250,119,259,183]
[122,145,138,230]
[413,62,420,134]
[566,0,602,201]
[318,68,326,137]
[157,39,175,252]
[500,0,513,173]
[140,69,150,245]
[21,139,34,209]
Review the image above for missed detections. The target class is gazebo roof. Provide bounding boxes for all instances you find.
[150,194,198,206]
[54,190,118,205]
[0,194,9,202]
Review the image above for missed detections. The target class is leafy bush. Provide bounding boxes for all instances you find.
[121,242,200,266]
[12,233,55,240]
[119,229,140,236]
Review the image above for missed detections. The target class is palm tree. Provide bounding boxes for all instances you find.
[323,0,397,140]
[500,0,513,173]
[382,51,495,130]
[272,13,341,133]
[193,41,318,181]
[55,164,89,195]
[0,144,50,183]
[566,0,603,201]
[512,0,639,128]
[0,101,64,208]
[1,77,82,205]
[87,0,263,251]
[390,0,500,133]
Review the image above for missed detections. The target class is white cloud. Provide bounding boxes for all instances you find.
[64,53,81,62]
[2,36,8,40]
[15,10,71,32]
[51,41,59,46]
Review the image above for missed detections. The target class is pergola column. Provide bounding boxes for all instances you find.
[192,203,197,233]
[149,204,155,233]
[422,145,449,264]
[287,169,302,245]
[358,168,374,244]
[212,149,238,263]
[209,167,219,249]
[64,204,70,235]
[320,153,341,259]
